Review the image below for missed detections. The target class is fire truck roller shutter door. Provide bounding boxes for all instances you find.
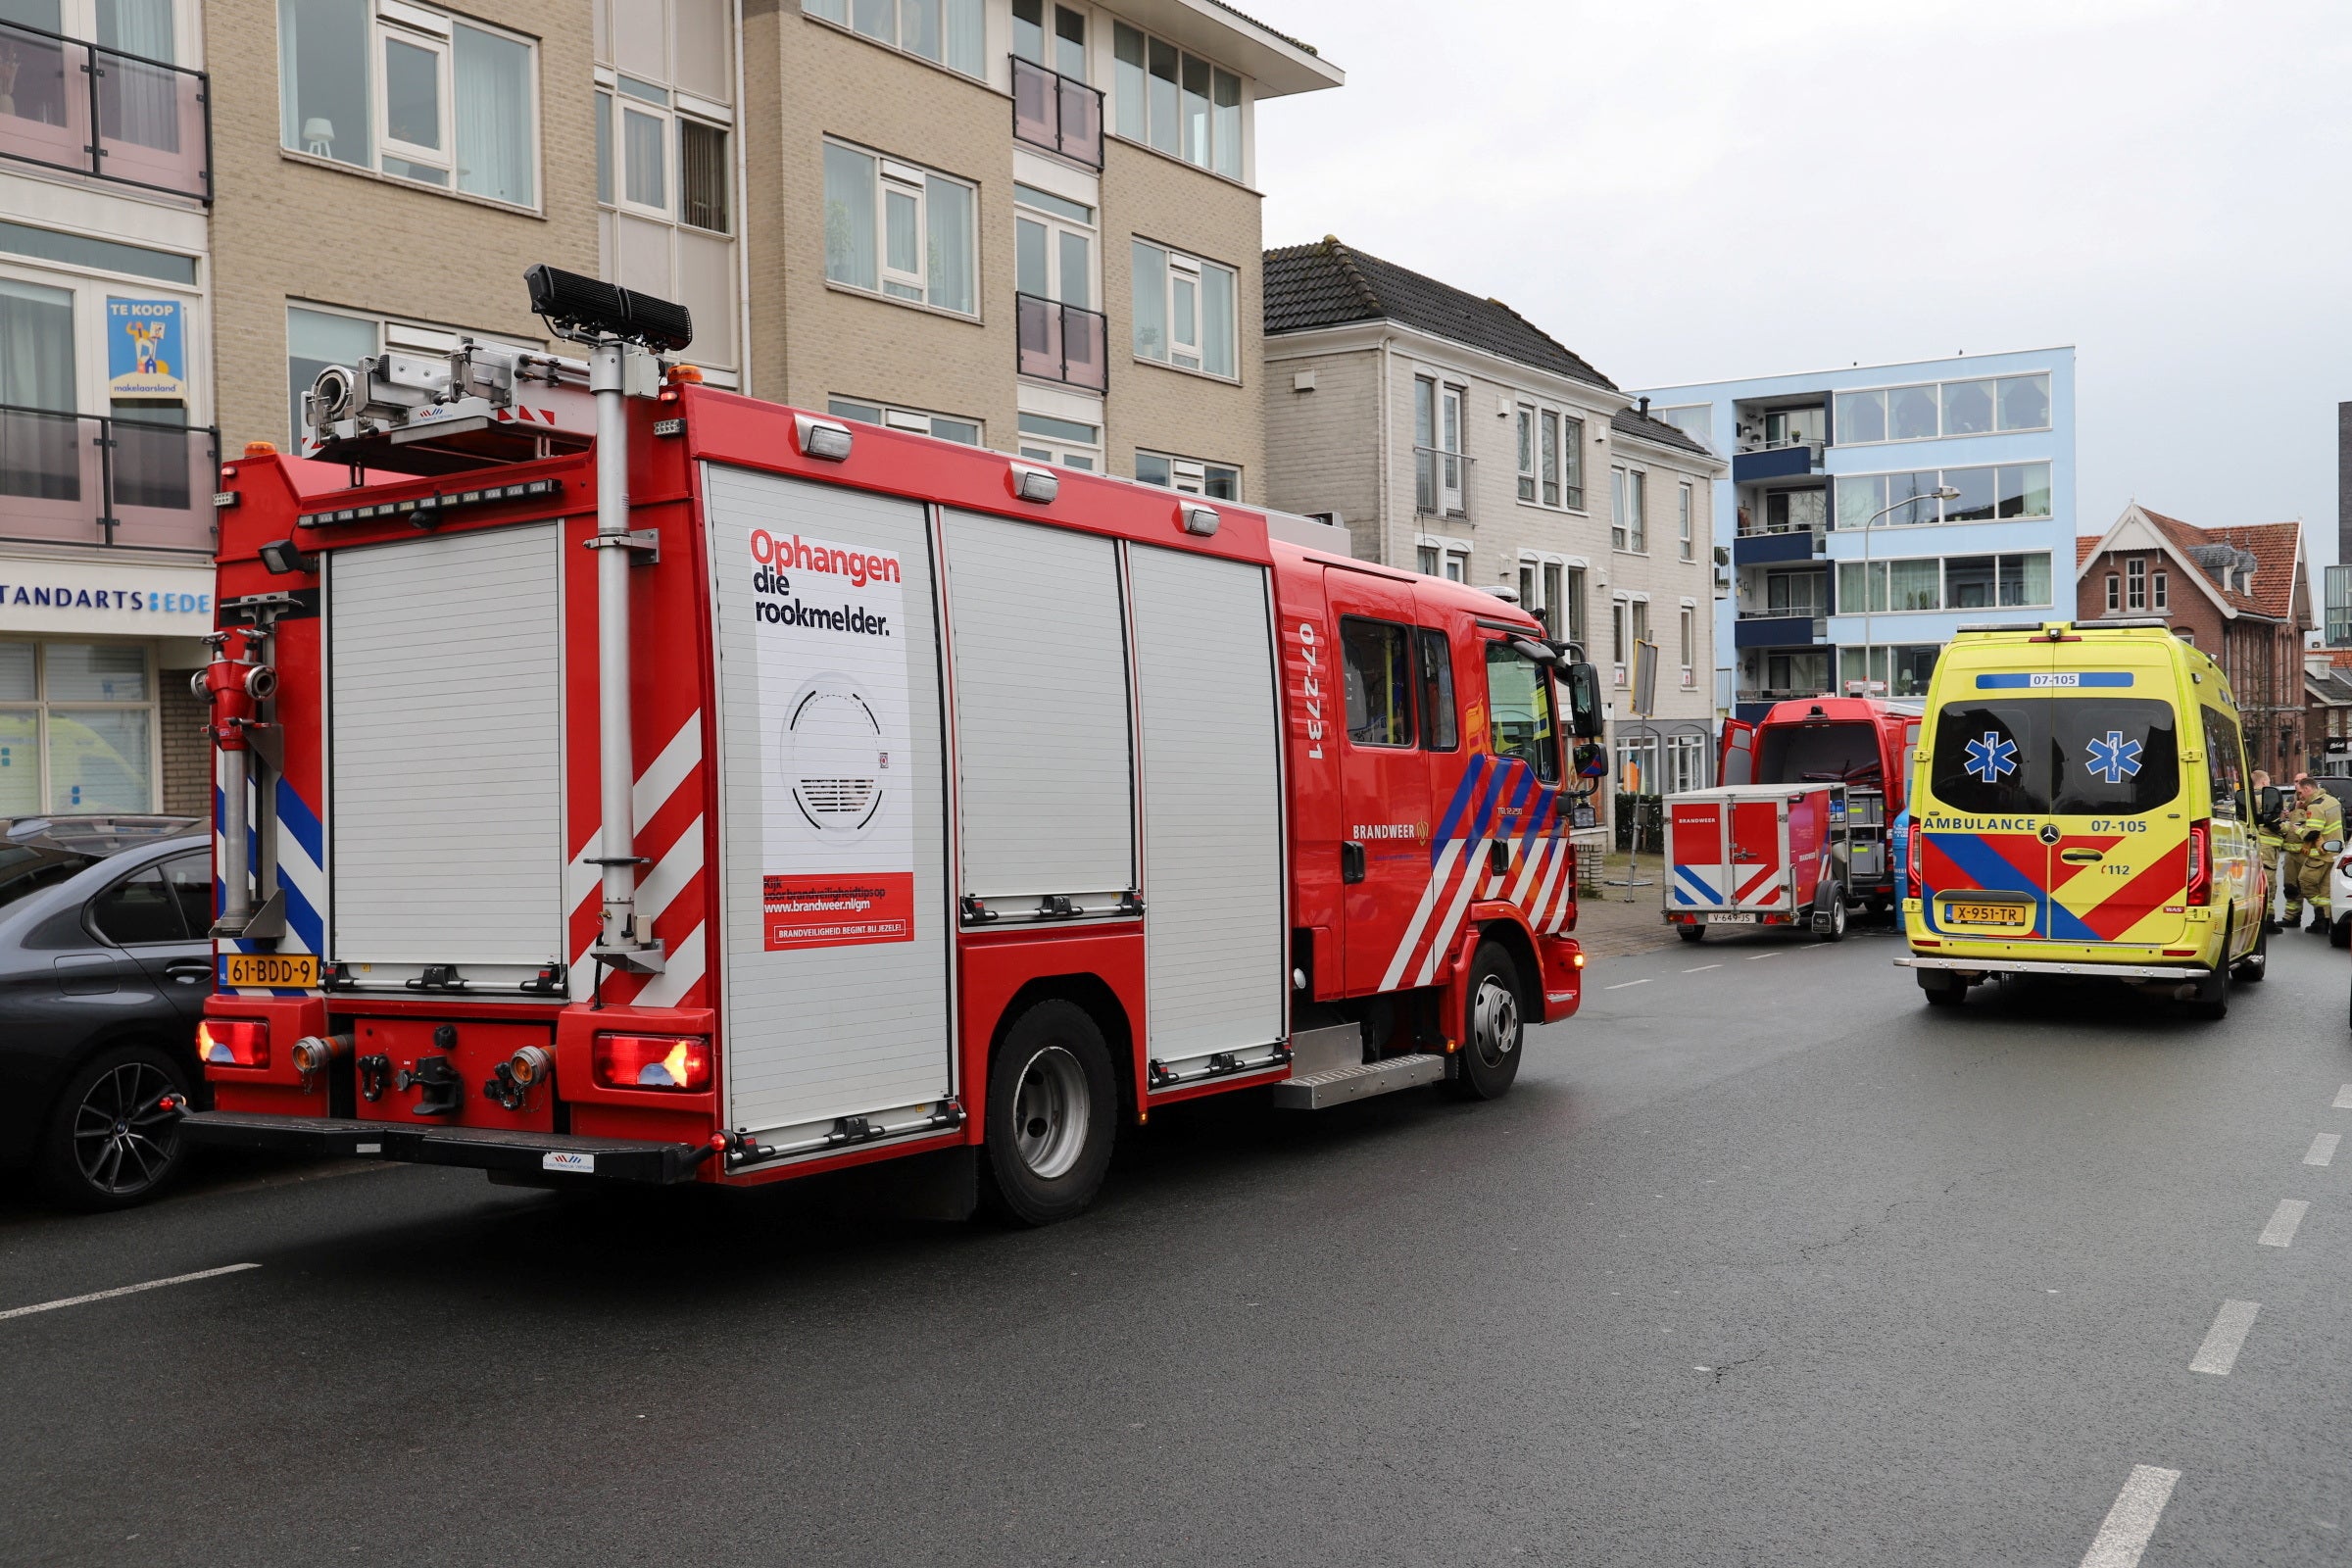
[1127,544,1286,1069]
[705,466,953,1144]
[942,511,1136,908]
[326,521,565,982]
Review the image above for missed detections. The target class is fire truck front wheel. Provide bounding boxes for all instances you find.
[980,999,1117,1227]
[1452,941,1527,1102]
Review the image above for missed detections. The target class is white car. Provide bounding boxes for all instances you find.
[2315,778,2352,947]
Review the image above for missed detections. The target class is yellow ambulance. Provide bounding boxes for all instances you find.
[1898,622,2266,1018]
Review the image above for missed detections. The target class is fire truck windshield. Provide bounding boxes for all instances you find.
[1757,722,1881,787]
[1484,640,1559,783]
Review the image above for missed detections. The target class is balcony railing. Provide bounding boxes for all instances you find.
[1738,603,1828,620]
[1414,445,1473,519]
[0,406,219,552]
[1010,55,1102,169]
[0,18,211,201]
[1015,292,1107,393]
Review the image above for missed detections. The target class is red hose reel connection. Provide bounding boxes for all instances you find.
[195,625,276,753]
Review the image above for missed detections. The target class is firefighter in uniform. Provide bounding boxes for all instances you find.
[2281,774,2343,934]
[2252,768,2286,932]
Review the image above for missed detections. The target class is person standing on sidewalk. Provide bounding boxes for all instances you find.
[2252,768,2286,932]
[2281,773,2343,935]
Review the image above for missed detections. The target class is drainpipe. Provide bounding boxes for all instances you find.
[1378,334,1394,565]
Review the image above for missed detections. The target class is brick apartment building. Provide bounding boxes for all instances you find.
[2075,503,2312,778]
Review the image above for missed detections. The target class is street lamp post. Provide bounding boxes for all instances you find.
[1854,483,1961,694]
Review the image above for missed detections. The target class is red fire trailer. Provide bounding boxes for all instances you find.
[1661,783,1852,943]
[172,272,1605,1223]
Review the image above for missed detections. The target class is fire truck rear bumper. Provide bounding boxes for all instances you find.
[1894,956,2215,981]
[176,1110,708,1184]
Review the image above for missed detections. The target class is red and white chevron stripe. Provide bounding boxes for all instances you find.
[565,713,710,1008]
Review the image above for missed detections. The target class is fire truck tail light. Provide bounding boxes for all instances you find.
[198,1019,269,1069]
[593,1034,711,1092]
[2185,819,2212,906]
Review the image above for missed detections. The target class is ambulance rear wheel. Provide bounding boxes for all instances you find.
[1919,972,1964,1008]
[979,1000,1115,1227]
[1453,941,1525,1102]
[2232,917,2268,983]
[1678,924,1705,944]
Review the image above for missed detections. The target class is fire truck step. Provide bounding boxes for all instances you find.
[1270,1052,1447,1111]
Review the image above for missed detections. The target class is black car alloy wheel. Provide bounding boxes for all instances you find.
[44,1046,188,1208]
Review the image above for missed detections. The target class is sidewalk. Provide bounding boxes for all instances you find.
[1570,847,1679,959]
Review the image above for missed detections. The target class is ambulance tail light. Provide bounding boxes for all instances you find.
[197,1019,269,1069]
[593,1033,711,1092]
[2185,819,2212,906]
[1905,818,1923,899]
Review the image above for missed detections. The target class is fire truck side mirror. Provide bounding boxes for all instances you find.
[1564,662,1605,739]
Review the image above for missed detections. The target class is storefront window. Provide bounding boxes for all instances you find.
[0,640,156,813]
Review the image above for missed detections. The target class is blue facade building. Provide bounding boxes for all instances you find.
[1638,349,2076,723]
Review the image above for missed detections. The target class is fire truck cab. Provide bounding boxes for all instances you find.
[1719,696,1922,910]
[174,271,1603,1223]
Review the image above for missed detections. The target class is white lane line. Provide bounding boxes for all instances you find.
[2258,1200,2310,1248]
[1683,964,1722,973]
[1604,978,1653,990]
[2189,1299,2260,1376]
[1743,952,1780,961]
[2334,1085,2352,1109]
[0,1262,261,1322]
[2079,1464,2181,1568]
[2306,1133,2340,1167]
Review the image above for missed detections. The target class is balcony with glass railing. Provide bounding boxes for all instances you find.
[1010,55,1102,170]
[0,17,210,201]
[0,407,219,552]
[1015,292,1107,393]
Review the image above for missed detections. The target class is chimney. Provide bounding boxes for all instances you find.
[1637,396,1650,418]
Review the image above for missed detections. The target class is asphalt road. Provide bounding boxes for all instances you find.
[5,921,2352,1567]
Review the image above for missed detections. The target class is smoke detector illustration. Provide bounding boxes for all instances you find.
[782,674,889,839]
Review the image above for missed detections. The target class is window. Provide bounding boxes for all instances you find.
[1653,404,1714,451]
[1631,598,1650,649]
[828,398,980,445]
[1131,241,1236,377]
[1484,638,1558,782]
[1414,377,1462,514]
[1837,645,1938,698]
[1929,697,2179,816]
[1341,618,1414,748]
[1613,467,1645,551]
[2202,706,2246,822]
[1668,732,1707,794]
[1417,628,1457,751]
[1012,0,1086,78]
[802,0,984,76]
[1016,411,1098,469]
[278,0,537,205]
[1939,554,2053,610]
[1513,403,1583,510]
[89,853,208,945]
[1611,598,1627,680]
[1013,183,1096,310]
[1679,606,1694,676]
[595,80,730,233]
[2106,573,2120,612]
[0,640,156,814]
[1415,534,1468,583]
[2127,558,2146,611]
[1610,468,1626,550]
[2153,571,2169,612]
[1111,22,1241,178]
[1679,483,1693,560]
[1835,463,2053,528]
[1135,451,1238,500]
[1833,372,2051,445]
[823,142,976,316]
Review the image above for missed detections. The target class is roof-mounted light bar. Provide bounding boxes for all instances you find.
[298,476,562,530]
[524,264,693,353]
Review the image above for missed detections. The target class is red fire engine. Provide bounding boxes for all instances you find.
[172,270,1603,1223]
[1718,696,1922,910]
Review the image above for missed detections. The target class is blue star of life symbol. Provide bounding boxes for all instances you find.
[1964,730,2018,785]
[2085,729,2142,784]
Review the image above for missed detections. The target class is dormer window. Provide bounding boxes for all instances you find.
[2127,558,2146,611]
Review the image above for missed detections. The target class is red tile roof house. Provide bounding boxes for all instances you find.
[2074,505,2312,780]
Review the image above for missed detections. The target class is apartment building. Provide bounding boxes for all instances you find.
[1639,349,2076,724]
[0,0,218,814]
[752,0,1340,499]
[1260,237,1726,798]
[2075,505,2311,780]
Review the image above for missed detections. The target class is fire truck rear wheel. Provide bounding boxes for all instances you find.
[980,1000,1116,1227]
[1453,941,1526,1102]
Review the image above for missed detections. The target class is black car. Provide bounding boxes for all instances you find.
[0,815,212,1208]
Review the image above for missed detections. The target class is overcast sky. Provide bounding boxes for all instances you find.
[1255,0,2352,565]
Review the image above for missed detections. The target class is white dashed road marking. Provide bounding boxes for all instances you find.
[2306,1133,2339,1167]
[1743,952,1779,961]
[2257,1200,2309,1249]
[1683,964,1721,973]
[2333,1085,2352,1110]
[2189,1299,2260,1376]
[0,1263,261,1322]
[1604,978,1652,991]
[2079,1465,2181,1568]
